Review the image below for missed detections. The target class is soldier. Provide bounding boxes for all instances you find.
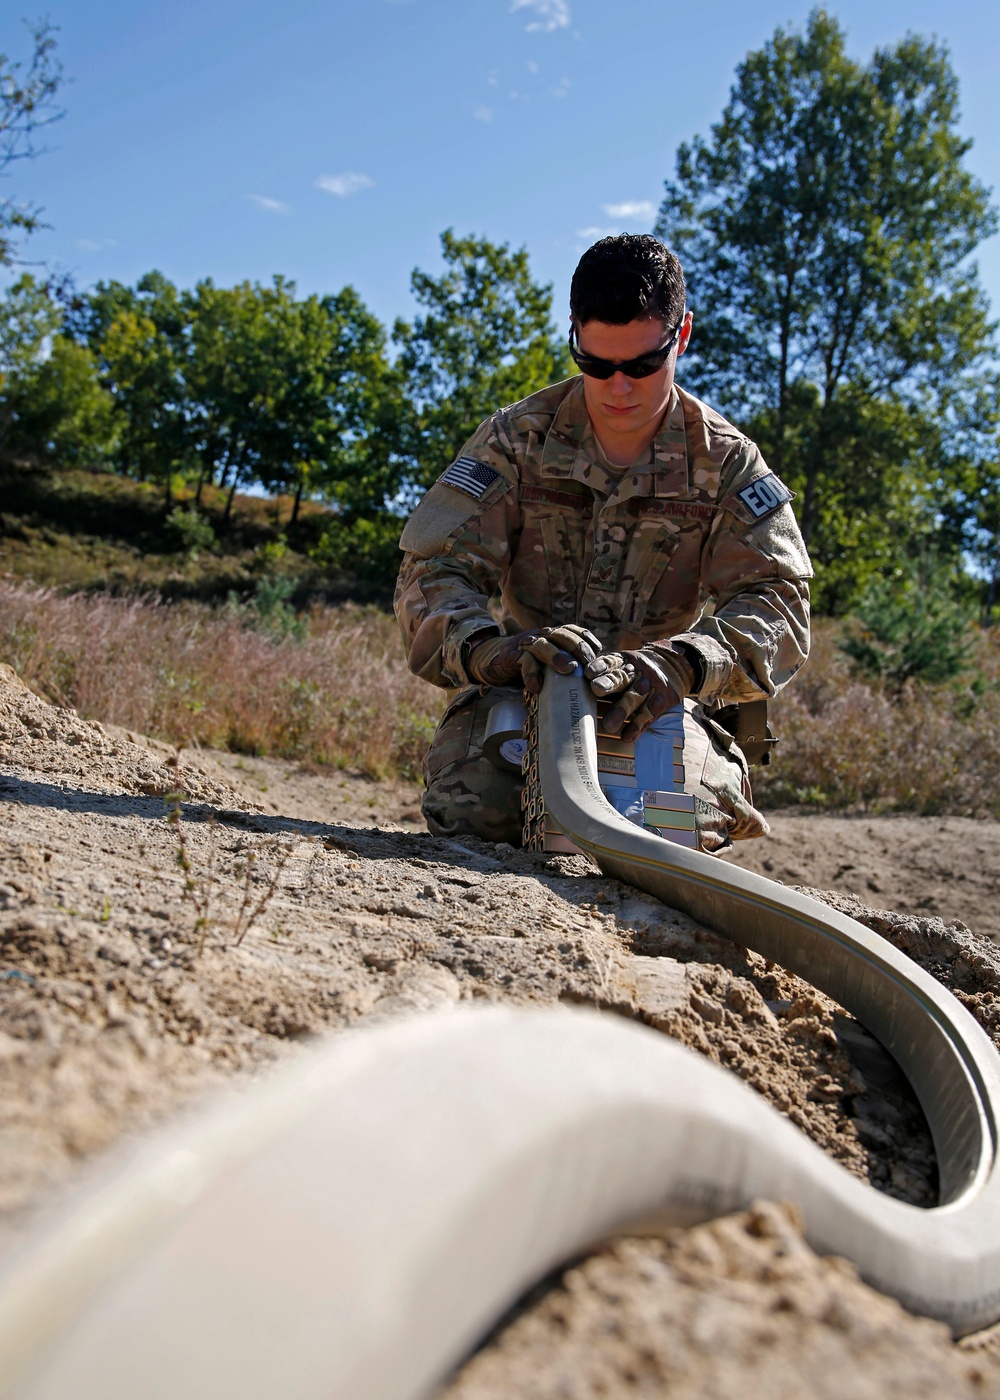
[394,234,812,853]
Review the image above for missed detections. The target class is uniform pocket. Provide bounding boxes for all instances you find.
[538,515,582,620]
[683,704,768,850]
[622,521,681,630]
[423,687,479,785]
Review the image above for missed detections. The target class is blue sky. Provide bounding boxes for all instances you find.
[3,0,1000,339]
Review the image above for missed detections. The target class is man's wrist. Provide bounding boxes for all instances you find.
[641,641,698,700]
[462,628,503,682]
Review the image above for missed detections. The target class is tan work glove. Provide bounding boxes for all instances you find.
[467,624,602,694]
[584,643,695,739]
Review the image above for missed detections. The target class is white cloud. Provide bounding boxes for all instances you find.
[474,105,494,122]
[552,75,571,97]
[510,0,570,33]
[315,172,375,197]
[247,194,291,215]
[487,68,499,86]
[527,59,539,74]
[602,199,656,221]
[577,226,617,240]
[76,238,105,251]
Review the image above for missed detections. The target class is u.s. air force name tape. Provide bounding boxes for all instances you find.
[440,457,501,499]
[737,473,793,519]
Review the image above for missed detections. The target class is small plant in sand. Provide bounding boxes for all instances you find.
[164,751,296,953]
[165,754,217,954]
[230,841,295,948]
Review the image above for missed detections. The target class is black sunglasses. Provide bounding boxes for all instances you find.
[568,320,684,380]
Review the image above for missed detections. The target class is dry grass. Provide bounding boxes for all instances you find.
[0,580,997,815]
[0,580,443,780]
[759,620,1000,818]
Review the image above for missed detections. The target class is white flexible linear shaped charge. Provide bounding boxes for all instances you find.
[0,671,998,1400]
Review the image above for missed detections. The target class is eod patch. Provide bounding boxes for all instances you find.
[737,473,793,519]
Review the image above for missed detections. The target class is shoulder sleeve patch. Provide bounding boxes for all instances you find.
[440,456,501,499]
[398,462,513,558]
[736,473,793,519]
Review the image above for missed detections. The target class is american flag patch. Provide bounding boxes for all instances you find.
[440,456,501,499]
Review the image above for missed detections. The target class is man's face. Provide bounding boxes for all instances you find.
[575,314,692,447]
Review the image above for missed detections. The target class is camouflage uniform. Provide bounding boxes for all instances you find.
[395,376,812,851]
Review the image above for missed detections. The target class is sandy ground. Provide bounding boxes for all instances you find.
[208,749,1000,945]
[724,812,1000,945]
[2,661,1000,1396]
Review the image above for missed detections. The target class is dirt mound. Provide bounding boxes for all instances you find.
[442,1203,1000,1399]
[2,667,1000,1392]
[0,662,258,810]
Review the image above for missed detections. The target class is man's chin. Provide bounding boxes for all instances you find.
[598,409,644,431]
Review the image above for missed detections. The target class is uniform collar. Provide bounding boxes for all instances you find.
[540,379,689,501]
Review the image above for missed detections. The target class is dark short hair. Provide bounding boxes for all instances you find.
[570,233,686,328]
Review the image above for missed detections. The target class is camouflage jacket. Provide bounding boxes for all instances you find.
[394,376,812,704]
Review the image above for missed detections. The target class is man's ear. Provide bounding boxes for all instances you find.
[676,310,694,358]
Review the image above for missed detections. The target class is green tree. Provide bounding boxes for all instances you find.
[184,277,277,517]
[67,270,188,360]
[655,9,997,608]
[966,466,1000,625]
[67,271,193,501]
[393,229,571,490]
[840,558,978,690]
[305,286,407,520]
[247,284,405,523]
[186,277,405,524]
[0,275,118,465]
[0,271,59,379]
[99,305,189,503]
[0,19,63,267]
[935,378,1000,625]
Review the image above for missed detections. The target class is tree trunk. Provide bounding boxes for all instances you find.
[774,281,793,478]
[291,475,305,526]
[799,464,818,548]
[224,476,239,523]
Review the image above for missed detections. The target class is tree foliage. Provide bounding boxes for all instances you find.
[0,275,118,465]
[0,18,63,266]
[840,559,978,690]
[933,374,1000,625]
[63,270,406,524]
[187,278,405,521]
[655,8,998,610]
[393,229,571,490]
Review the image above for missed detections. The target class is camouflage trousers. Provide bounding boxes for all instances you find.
[421,684,769,855]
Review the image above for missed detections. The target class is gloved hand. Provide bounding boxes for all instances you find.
[467,624,602,694]
[584,643,694,739]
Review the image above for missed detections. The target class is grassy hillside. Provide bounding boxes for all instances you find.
[0,463,383,603]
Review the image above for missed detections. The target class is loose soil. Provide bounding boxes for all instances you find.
[2,661,1000,1396]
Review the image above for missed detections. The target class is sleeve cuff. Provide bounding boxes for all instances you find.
[668,633,734,702]
[442,613,502,687]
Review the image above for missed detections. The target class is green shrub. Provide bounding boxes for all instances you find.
[839,565,978,691]
[224,574,305,641]
[165,506,216,557]
[308,513,404,595]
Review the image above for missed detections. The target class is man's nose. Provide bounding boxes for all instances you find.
[608,371,634,395]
